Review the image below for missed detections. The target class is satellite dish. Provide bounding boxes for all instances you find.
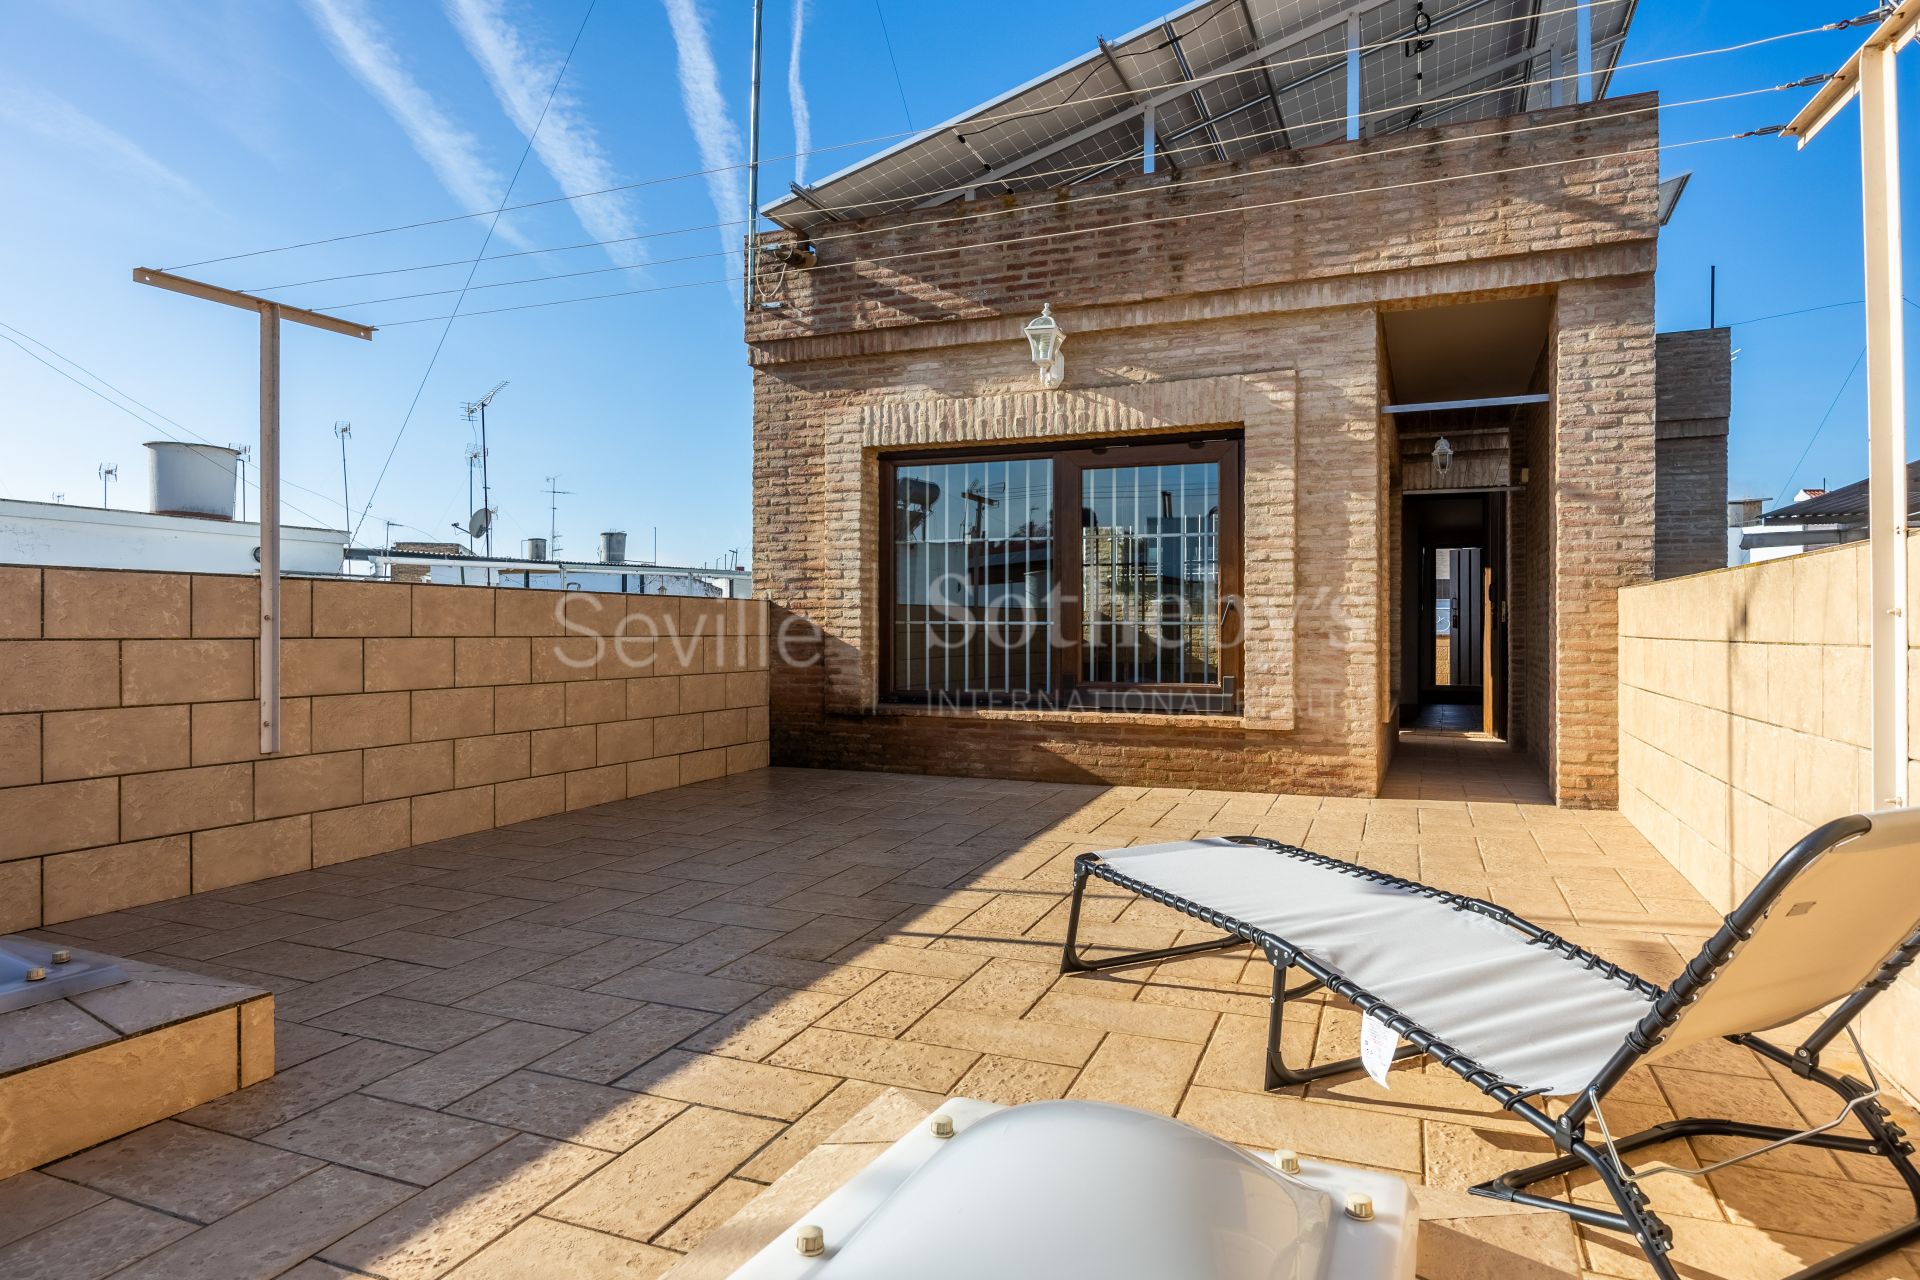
[465,508,493,540]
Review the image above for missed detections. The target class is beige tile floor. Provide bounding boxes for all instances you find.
[3,755,1917,1280]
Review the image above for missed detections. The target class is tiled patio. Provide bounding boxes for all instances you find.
[5,759,1917,1280]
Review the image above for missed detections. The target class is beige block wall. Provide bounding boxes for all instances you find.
[0,566,769,927]
[1618,538,1918,1095]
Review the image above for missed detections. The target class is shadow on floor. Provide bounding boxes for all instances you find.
[5,766,1913,1280]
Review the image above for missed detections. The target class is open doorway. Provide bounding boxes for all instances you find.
[1383,296,1546,746]
[1401,493,1506,737]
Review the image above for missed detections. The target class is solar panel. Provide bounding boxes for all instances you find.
[764,0,1637,237]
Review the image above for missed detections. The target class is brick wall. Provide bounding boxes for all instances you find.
[748,97,1661,347]
[750,96,1662,798]
[1514,396,1555,767]
[757,313,1387,794]
[1619,540,1920,1098]
[1654,328,1732,580]
[0,567,768,928]
[1548,279,1658,806]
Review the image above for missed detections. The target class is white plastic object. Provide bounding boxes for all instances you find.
[726,1098,1419,1279]
[794,1225,824,1257]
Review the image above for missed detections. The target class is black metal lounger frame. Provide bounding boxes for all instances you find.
[1059,822,1920,1280]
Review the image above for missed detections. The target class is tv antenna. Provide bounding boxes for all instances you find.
[97,462,118,508]
[332,422,352,538]
[231,444,253,520]
[459,381,507,555]
[543,475,572,557]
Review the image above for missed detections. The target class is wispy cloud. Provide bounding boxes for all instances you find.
[0,83,202,201]
[301,0,530,246]
[662,0,745,284]
[788,0,811,186]
[54,0,283,158]
[444,0,646,268]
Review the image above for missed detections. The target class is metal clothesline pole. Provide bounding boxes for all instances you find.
[132,267,374,754]
[1785,0,1918,808]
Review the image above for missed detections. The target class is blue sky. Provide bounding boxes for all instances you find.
[0,0,1913,566]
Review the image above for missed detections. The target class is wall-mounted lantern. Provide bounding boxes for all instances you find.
[1024,304,1067,389]
[1432,436,1454,477]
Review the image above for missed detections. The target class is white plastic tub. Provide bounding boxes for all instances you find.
[727,1097,1418,1279]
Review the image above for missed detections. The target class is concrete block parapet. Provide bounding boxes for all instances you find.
[0,566,770,927]
[1619,537,1920,1099]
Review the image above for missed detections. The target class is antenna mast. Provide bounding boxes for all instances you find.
[232,444,252,521]
[746,0,765,310]
[463,444,483,552]
[543,475,573,558]
[333,422,352,549]
[460,381,507,556]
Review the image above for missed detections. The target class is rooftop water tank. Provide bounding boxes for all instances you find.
[146,441,239,520]
[524,537,548,561]
[599,531,627,563]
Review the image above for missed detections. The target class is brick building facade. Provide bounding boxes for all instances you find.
[1654,328,1735,580]
[747,94,1726,807]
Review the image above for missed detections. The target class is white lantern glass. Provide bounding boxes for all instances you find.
[1023,304,1067,389]
[1024,304,1063,363]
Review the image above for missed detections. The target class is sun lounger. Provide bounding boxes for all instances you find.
[1060,813,1920,1280]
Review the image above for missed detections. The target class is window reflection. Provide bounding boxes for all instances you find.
[1081,463,1220,686]
[892,459,1053,694]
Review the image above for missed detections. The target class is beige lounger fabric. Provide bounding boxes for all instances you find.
[1097,839,1656,1097]
[1649,807,1920,1062]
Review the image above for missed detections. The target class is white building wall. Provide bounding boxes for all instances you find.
[0,500,345,576]
[425,565,728,597]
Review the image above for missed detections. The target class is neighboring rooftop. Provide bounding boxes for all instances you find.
[765,0,1635,237]
[0,496,347,577]
[349,545,752,596]
[1753,463,1920,529]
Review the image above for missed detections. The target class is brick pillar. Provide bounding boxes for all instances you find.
[1653,328,1732,580]
[751,369,833,760]
[1551,278,1657,806]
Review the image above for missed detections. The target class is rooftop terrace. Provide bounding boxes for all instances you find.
[4,758,1916,1280]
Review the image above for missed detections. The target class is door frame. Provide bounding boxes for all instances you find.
[1400,491,1508,732]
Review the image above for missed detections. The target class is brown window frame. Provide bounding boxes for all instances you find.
[880,432,1243,715]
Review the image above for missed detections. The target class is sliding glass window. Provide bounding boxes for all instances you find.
[884,437,1240,713]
